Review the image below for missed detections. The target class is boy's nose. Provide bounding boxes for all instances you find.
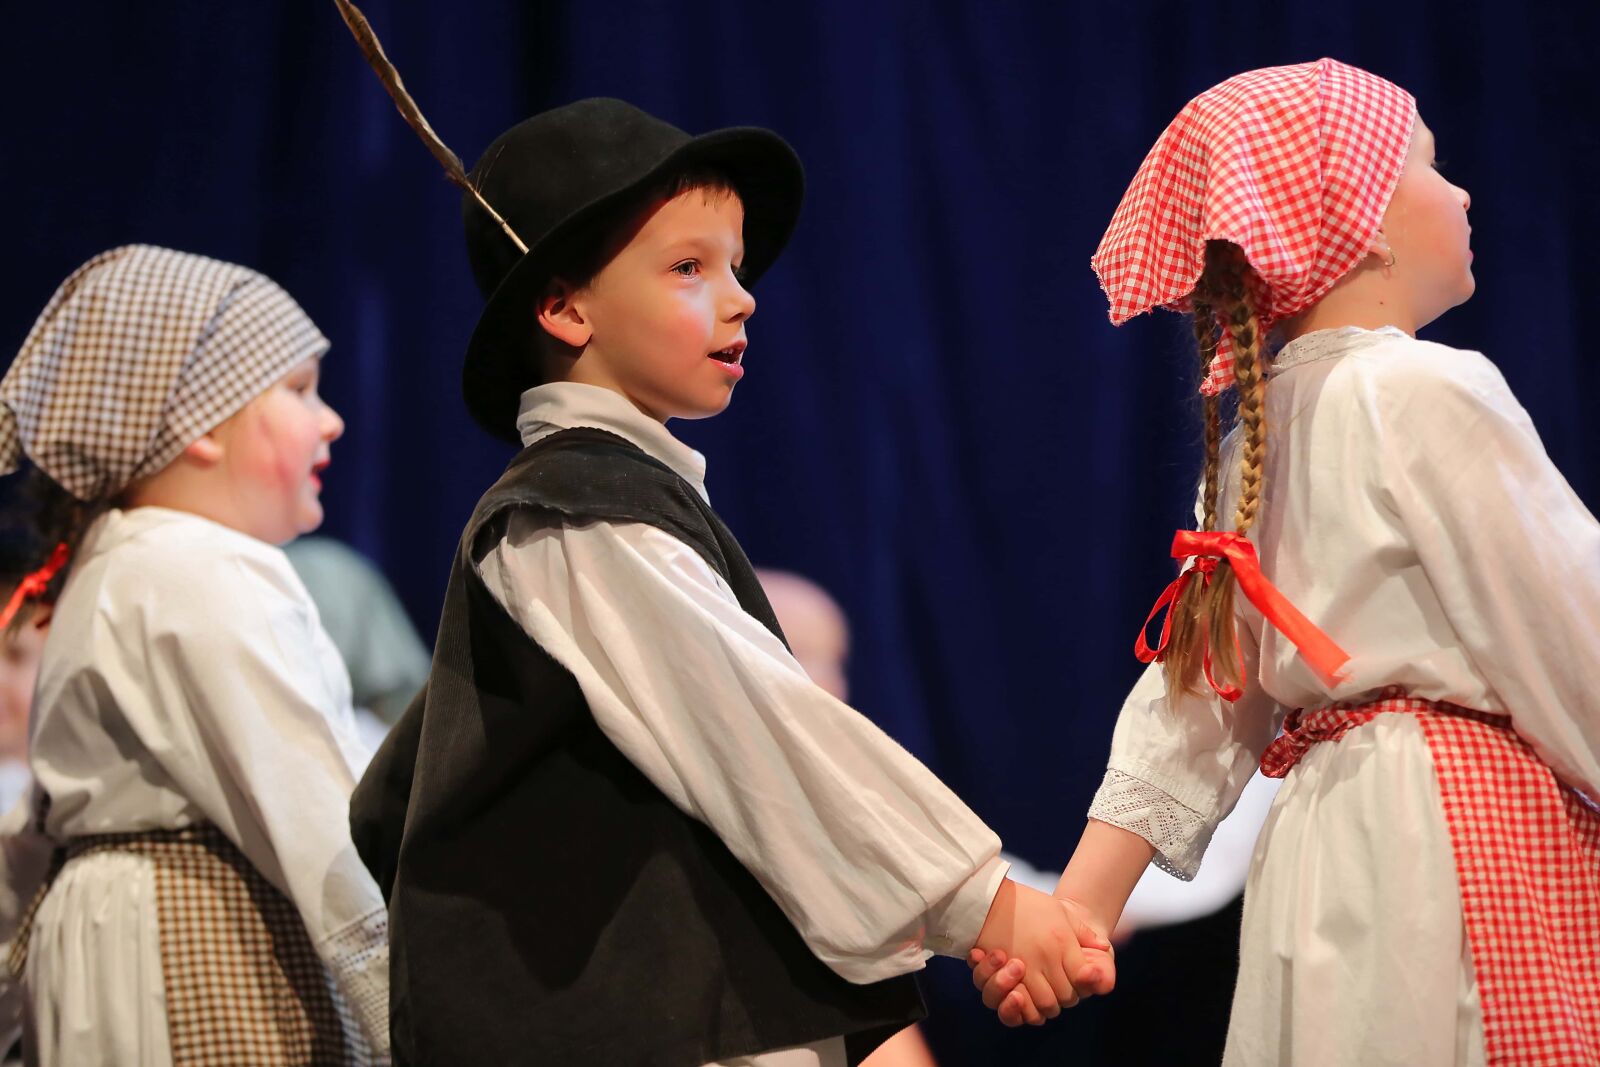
[727,280,756,322]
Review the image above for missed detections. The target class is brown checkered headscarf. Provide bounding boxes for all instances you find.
[0,245,330,501]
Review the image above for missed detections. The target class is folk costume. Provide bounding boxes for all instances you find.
[348,100,1007,1067]
[1086,60,1600,1065]
[0,246,391,1066]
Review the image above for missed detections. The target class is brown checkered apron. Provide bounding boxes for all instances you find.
[1262,693,1600,1065]
[13,825,373,1067]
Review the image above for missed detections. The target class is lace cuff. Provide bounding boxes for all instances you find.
[319,907,392,1063]
[1086,768,1211,880]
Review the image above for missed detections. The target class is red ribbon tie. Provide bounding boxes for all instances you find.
[1134,530,1350,700]
[0,542,70,630]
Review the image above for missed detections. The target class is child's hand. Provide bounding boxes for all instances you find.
[967,948,1033,1024]
[968,894,1115,1026]
[969,880,1113,1025]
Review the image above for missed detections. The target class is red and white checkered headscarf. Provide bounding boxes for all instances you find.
[0,245,329,500]
[1091,59,1415,394]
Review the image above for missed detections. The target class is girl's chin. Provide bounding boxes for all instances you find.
[291,498,325,539]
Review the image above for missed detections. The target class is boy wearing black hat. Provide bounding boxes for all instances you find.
[351,99,1108,1067]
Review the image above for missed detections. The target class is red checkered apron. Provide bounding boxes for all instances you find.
[1261,693,1600,1065]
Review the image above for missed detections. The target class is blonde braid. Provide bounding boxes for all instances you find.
[1221,261,1267,534]
[1160,282,1227,699]
[1161,243,1273,700]
[1202,245,1271,694]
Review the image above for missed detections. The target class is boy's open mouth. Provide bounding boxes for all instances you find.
[707,342,745,365]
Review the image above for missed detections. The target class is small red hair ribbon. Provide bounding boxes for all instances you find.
[1135,530,1350,701]
[0,542,70,630]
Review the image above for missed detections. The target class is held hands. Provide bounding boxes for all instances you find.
[967,879,1116,1026]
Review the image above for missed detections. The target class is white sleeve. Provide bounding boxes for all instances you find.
[1381,349,1600,798]
[1088,642,1283,880]
[126,554,389,1055]
[478,516,1007,985]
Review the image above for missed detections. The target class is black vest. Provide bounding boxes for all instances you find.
[350,428,924,1066]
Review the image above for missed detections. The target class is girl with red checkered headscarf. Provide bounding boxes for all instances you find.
[0,246,390,1065]
[972,59,1600,1065]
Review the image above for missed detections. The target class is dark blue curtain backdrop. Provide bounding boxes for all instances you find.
[4,3,1598,1061]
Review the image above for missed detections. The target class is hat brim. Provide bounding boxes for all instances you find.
[462,127,804,441]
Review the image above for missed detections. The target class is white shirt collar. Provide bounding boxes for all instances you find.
[80,505,275,564]
[514,381,710,502]
[1270,325,1411,376]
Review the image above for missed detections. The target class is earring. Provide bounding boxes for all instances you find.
[1371,233,1396,272]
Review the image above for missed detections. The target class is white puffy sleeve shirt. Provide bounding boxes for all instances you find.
[1090,327,1600,877]
[21,507,389,1049]
[478,382,1007,986]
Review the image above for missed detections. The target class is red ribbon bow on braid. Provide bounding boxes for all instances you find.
[1135,530,1350,701]
[0,543,70,631]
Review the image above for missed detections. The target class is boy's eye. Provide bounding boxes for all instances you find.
[732,263,748,284]
[1431,158,1447,172]
[671,260,699,277]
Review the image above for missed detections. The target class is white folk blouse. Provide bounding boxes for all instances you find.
[480,382,1009,1067]
[3,507,389,1064]
[1090,326,1600,1065]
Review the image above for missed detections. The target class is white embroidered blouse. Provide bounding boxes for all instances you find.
[15,507,389,1054]
[1089,325,1600,877]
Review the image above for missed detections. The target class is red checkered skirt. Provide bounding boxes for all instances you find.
[15,825,373,1067]
[1261,694,1600,1065]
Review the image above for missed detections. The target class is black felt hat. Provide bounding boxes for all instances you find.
[459,98,804,441]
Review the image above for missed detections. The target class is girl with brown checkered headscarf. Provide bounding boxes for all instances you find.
[0,246,390,1066]
[973,60,1600,1065]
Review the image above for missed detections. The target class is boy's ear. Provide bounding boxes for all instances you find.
[537,280,593,349]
